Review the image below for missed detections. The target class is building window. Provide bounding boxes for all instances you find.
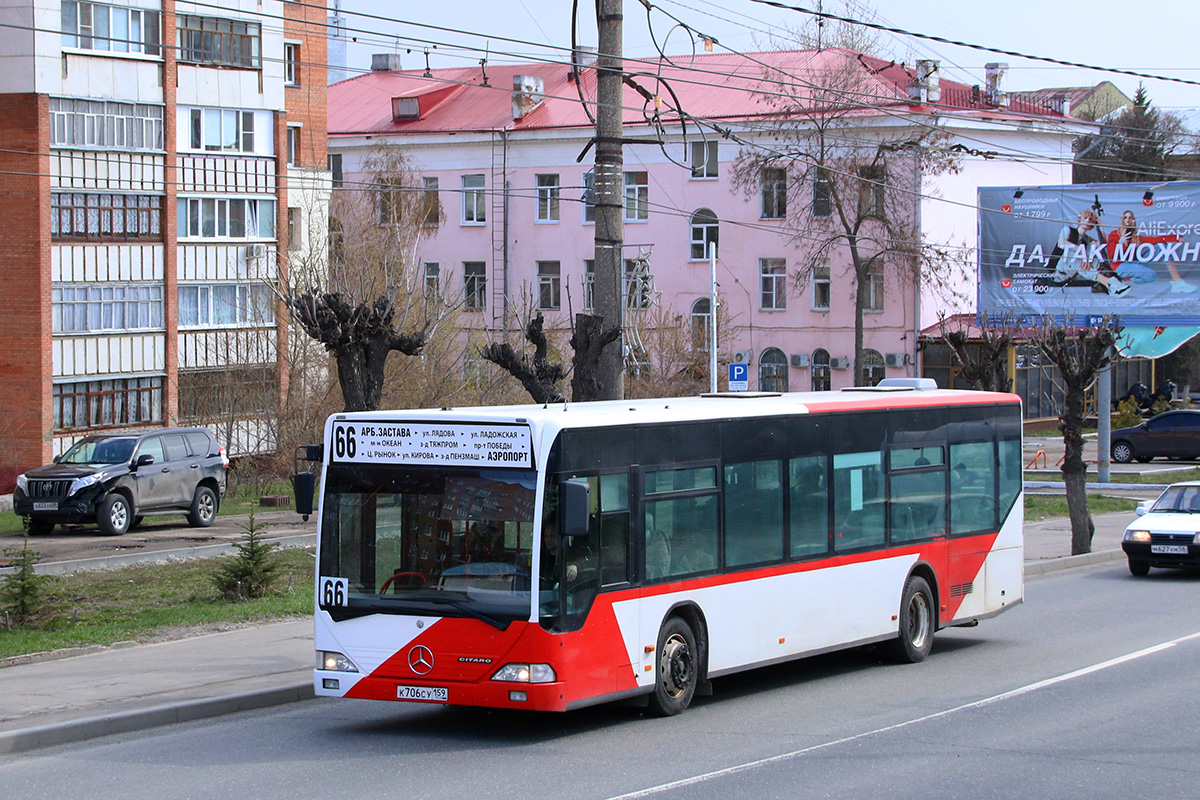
[812,166,831,218]
[536,174,560,222]
[761,167,786,219]
[53,376,163,431]
[811,261,831,311]
[690,298,711,351]
[284,43,299,86]
[624,171,648,222]
[759,348,788,392]
[178,284,275,327]
[52,284,164,333]
[582,170,596,224]
[861,349,885,386]
[287,207,301,251]
[286,125,299,166]
[61,2,161,55]
[858,165,885,218]
[176,197,275,239]
[690,141,718,178]
[176,14,261,69]
[583,259,595,311]
[377,179,402,225]
[462,174,485,224]
[811,348,831,391]
[328,153,343,188]
[179,367,279,420]
[185,108,258,154]
[760,258,786,311]
[537,261,561,310]
[51,193,162,241]
[424,262,440,297]
[50,98,163,150]
[422,177,440,226]
[864,264,884,312]
[689,208,719,260]
[463,262,486,310]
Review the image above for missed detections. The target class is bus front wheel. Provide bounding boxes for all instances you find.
[888,575,934,664]
[648,617,698,716]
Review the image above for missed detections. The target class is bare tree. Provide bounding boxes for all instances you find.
[480,312,567,404]
[281,146,446,412]
[938,312,1015,392]
[732,49,964,385]
[1029,317,1119,555]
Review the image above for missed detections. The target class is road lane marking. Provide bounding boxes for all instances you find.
[605,631,1200,799]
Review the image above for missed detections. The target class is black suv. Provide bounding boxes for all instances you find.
[14,427,229,535]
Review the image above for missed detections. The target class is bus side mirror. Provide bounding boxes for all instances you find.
[293,472,316,521]
[560,480,590,538]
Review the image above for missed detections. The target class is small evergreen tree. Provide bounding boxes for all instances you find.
[1,530,47,627]
[213,509,281,600]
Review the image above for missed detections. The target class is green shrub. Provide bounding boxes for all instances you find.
[1111,396,1143,430]
[212,509,281,600]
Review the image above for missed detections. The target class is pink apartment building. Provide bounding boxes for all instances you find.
[327,48,1081,393]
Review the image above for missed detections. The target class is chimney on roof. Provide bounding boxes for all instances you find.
[985,62,1008,107]
[917,60,940,102]
[372,53,402,72]
[512,74,545,120]
[1050,93,1071,116]
[569,47,597,82]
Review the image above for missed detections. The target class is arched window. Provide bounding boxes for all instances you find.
[811,348,831,391]
[861,349,885,386]
[690,208,719,260]
[759,347,788,392]
[690,298,711,351]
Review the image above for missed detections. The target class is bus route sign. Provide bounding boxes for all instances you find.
[330,421,533,468]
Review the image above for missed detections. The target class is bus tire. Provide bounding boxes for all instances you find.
[648,616,698,716]
[888,575,934,664]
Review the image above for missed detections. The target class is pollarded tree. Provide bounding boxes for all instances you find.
[1028,316,1119,555]
[732,48,964,386]
[282,147,447,412]
[938,312,1015,393]
[1073,85,1187,184]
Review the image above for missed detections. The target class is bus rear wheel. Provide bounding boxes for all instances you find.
[888,575,934,664]
[648,617,698,716]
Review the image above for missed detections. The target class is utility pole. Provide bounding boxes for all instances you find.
[593,0,624,400]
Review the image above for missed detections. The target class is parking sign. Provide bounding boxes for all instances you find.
[729,363,749,391]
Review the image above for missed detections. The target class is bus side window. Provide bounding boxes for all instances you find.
[599,472,629,585]
[949,441,996,534]
[724,460,784,566]
[789,454,829,557]
[832,451,885,551]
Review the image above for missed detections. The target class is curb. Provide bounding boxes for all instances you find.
[1025,548,1125,575]
[0,681,315,756]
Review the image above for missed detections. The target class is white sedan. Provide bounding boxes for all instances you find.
[1121,481,1200,576]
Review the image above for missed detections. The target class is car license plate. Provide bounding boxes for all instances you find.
[1151,545,1188,554]
[33,502,57,512]
[396,685,448,702]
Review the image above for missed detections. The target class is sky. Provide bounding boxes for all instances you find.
[334,0,1200,129]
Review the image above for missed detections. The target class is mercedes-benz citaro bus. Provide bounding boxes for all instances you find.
[307,379,1023,715]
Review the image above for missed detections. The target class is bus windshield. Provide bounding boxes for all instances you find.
[318,464,538,626]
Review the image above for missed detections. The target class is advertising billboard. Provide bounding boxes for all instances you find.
[978,181,1200,325]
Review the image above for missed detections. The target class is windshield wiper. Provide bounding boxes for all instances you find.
[406,594,509,630]
[324,594,511,630]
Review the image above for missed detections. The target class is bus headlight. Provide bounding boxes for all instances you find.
[1124,530,1151,543]
[318,651,359,672]
[491,663,556,683]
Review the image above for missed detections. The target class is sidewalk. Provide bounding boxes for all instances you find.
[0,508,1146,756]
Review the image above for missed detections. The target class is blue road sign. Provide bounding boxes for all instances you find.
[729,363,749,391]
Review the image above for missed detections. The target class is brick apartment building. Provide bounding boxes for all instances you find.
[0,0,331,488]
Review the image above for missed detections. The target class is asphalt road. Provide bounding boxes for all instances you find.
[2,561,1198,798]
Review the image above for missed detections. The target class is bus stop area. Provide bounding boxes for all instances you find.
[0,447,1179,755]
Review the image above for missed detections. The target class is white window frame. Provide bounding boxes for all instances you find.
[624,171,648,222]
[689,208,719,261]
[583,259,595,311]
[463,262,486,310]
[537,261,561,310]
[423,262,440,297]
[535,174,560,223]
[284,42,299,86]
[52,284,164,333]
[864,264,884,312]
[761,167,786,219]
[286,124,300,167]
[811,261,831,311]
[50,98,164,150]
[760,258,786,311]
[462,174,486,225]
[177,197,276,240]
[61,1,161,56]
[177,283,275,328]
[182,107,262,155]
[582,170,596,225]
[690,140,718,179]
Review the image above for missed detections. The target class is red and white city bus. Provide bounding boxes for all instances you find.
[310,379,1023,714]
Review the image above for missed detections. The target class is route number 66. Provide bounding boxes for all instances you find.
[333,424,357,460]
[320,576,349,607]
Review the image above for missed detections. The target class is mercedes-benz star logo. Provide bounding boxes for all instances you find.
[408,645,434,675]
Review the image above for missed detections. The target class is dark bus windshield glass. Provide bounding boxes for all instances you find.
[59,437,136,465]
[319,465,538,623]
